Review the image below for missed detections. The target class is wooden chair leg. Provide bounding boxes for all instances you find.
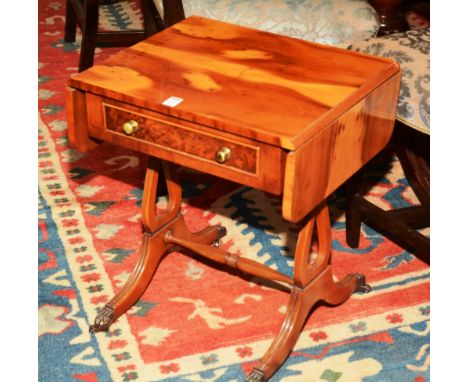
[64,0,77,42]
[161,0,186,27]
[349,194,430,261]
[344,122,429,262]
[70,0,163,71]
[394,121,430,205]
[78,0,99,72]
[142,0,165,34]
[345,172,364,248]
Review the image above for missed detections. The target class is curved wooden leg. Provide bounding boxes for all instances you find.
[90,231,170,332]
[90,158,177,332]
[186,224,227,247]
[89,225,226,333]
[90,158,227,332]
[320,270,371,306]
[246,202,370,381]
[245,284,318,382]
[244,267,369,381]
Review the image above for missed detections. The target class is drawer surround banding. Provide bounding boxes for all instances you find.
[103,101,260,175]
[84,93,286,195]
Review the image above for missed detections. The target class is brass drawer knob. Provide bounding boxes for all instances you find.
[122,120,139,135]
[215,146,231,164]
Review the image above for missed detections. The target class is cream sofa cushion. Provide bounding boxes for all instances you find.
[154,0,380,46]
[348,28,430,134]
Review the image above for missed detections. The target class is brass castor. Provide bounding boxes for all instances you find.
[89,305,114,333]
[354,273,372,293]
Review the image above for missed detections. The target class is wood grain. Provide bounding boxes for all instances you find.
[69,16,400,150]
[69,16,401,220]
[85,93,285,194]
[164,234,294,286]
[104,103,258,174]
[282,73,401,222]
[74,16,401,381]
[66,87,98,152]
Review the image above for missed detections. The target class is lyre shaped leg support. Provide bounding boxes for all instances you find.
[245,202,371,382]
[90,158,369,382]
[89,157,225,332]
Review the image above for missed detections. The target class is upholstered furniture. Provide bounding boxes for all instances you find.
[345,28,430,263]
[350,28,430,134]
[64,0,162,71]
[152,0,381,46]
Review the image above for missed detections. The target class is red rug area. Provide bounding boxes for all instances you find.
[39,1,429,381]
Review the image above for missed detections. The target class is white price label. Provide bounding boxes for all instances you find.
[162,96,184,107]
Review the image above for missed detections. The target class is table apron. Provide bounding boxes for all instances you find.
[84,93,286,195]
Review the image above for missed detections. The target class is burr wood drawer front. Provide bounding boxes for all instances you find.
[105,103,258,173]
[86,95,285,194]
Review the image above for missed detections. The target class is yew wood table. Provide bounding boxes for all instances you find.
[67,16,401,382]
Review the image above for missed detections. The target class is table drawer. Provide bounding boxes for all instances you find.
[85,94,285,194]
[105,103,258,174]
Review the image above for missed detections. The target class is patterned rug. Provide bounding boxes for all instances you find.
[38,1,430,381]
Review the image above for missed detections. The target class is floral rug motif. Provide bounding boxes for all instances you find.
[38,1,429,381]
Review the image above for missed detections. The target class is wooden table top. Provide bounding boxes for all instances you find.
[69,16,400,151]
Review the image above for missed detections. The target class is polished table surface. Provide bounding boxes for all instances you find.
[67,16,400,381]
